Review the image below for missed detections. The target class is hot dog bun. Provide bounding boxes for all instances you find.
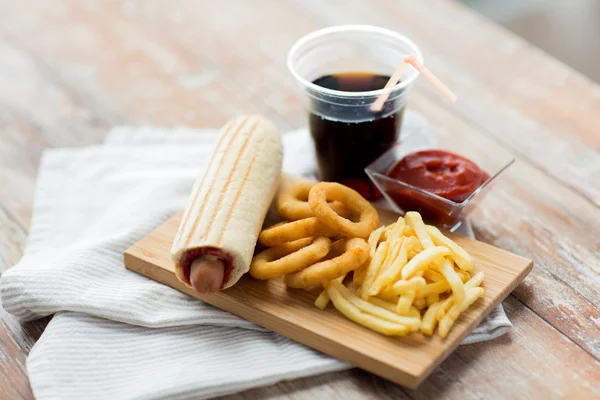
[171,115,283,290]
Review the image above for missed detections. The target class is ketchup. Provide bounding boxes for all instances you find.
[388,150,489,202]
[385,150,489,225]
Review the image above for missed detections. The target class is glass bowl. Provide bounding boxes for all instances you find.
[365,133,514,231]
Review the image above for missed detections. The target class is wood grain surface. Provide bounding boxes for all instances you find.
[0,0,598,399]
[124,206,532,389]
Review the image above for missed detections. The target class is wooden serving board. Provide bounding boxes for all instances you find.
[124,205,532,389]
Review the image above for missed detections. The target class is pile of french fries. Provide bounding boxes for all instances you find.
[315,211,484,338]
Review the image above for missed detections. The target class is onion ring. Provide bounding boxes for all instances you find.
[258,217,339,247]
[309,182,380,239]
[275,181,350,220]
[283,238,370,289]
[250,237,332,280]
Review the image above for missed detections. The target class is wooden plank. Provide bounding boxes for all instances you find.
[125,207,532,389]
[0,0,596,398]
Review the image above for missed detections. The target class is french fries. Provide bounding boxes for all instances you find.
[327,283,411,336]
[396,289,416,314]
[437,258,465,304]
[401,246,451,279]
[314,274,346,310]
[426,225,474,272]
[367,226,385,258]
[438,287,484,338]
[406,212,435,249]
[391,276,426,294]
[369,236,413,296]
[332,281,420,330]
[314,211,484,339]
[359,241,389,298]
[352,264,368,287]
[313,290,330,310]
[420,301,442,336]
[414,297,427,310]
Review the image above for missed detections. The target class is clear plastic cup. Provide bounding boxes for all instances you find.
[287,25,423,200]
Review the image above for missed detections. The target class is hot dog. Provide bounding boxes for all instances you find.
[171,115,283,294]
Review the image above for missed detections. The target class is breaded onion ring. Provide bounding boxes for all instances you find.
[258,217,339,247]
[250,237,332,280]
[283,238,370,289]
[275,181,350,220]
[309,182,380,239]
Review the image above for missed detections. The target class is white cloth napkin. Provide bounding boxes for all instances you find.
[0,112,511,399]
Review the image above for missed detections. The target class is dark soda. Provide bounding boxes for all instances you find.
[309,72,405,200]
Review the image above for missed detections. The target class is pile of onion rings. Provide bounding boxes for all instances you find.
[250,180,379,289]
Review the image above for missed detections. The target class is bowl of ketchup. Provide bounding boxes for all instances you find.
[365,134,514,230]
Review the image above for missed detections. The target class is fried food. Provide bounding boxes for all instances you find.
[423,269,445,282]
[420,301,443,336]
[413,297,427,310]
[396,289,416,314]
[369,298,421,320]
[284,238,369,289]
[326,282,412,336]
[405,211,434,250]
[258,217,338,247]
[250,237,331,280]
[368,236,413,296]
[358,241,389,299]
[314,289,331,310]
[416,280,451,298]
[332,281,420,330]
[426,225,474,272]
[275,180,349,220]
[313,210,483,339]
[254,178,481,341]
[352,263,368,287]
[438,287,484,338]
[391,276,426,295]
[367,226,386,257]
[466,271,485,288]
[309,182,379,239]
[314,274,347,310]
[400,246,452,279]
[437,258,465,304]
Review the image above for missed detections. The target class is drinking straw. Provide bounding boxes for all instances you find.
[370,62,410,113]
[370,56,457,112]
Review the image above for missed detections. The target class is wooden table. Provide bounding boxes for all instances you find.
[0,1,598,398]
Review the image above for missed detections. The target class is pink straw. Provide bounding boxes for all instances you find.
[370,56,457,113]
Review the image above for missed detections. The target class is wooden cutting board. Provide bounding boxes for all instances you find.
[124,195,532,389]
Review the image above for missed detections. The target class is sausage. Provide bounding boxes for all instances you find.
[189,256,225,294]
